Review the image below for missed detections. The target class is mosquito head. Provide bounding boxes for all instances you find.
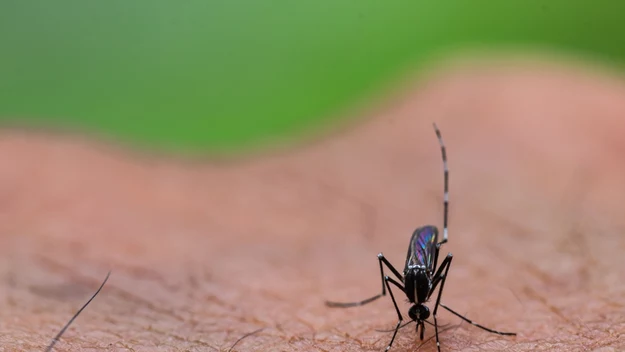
[409,304,430,322]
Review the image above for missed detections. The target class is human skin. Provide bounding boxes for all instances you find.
[0,59,624,351]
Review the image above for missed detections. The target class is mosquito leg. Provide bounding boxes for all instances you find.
[440,303,517,336]
[427,252,452,301]
[432,253,453,352]
[325,253,403,308]
[383,276,405,351]
[433,122,449,245]
[431,243,441,275]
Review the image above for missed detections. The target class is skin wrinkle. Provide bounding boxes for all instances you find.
[1,60,625,351]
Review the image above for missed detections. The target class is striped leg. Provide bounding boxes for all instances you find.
[440,304,517,336]
[431,254,453,352]
[383,276,406,351]
[433,123,449,245]
[325,253,403,308]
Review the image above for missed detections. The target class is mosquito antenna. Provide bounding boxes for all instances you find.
[376,319,452,333]
[44,271,111,352]
[227,328,264,352]
[423,319,437,327]
[432,123,448,244]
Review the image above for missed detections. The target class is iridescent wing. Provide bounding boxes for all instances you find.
[405,226,438,273]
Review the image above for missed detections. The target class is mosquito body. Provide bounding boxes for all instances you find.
[325,124,516,351]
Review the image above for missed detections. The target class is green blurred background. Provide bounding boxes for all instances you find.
[1,1,624,154]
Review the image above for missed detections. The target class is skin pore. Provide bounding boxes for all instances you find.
[1,59,624,351]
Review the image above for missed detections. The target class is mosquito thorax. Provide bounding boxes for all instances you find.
[403,266,432,304]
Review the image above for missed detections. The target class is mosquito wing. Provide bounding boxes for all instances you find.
[405,226,438,273]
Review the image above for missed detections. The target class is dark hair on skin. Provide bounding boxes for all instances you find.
[44,271,111,352]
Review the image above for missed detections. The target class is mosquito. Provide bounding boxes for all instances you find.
[325,124,516,351]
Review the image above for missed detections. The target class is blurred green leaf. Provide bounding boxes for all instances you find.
[1,1,624,153]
